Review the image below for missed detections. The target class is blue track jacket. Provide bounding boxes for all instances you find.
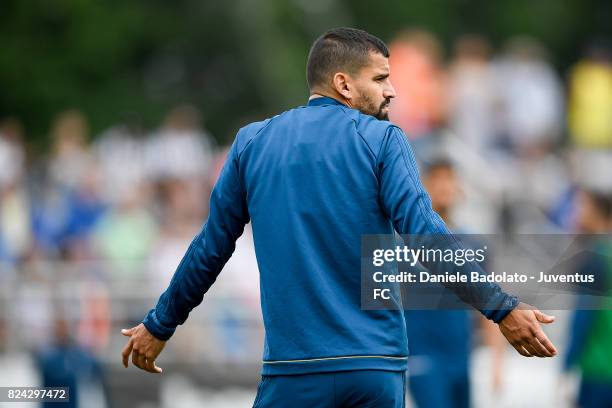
[143,96,518,375]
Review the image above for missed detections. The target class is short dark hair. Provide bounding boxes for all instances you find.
[306,27,390,91]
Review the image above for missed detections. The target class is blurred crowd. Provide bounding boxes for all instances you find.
[0,103,263,378]
[388,31,612,234]
[0,29,611,407]
[0,104,216,271]
[1,32,610,271]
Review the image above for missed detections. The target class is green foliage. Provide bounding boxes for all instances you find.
[0,0,609,147]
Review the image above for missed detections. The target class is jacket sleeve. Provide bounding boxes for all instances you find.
[143,138,250,340]
[378,126,518,323]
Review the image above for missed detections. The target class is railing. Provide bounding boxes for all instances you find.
[0,261,264,367]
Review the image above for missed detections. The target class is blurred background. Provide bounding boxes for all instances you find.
[1,0,612,407]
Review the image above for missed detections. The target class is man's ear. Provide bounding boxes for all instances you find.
[332,72,353,100]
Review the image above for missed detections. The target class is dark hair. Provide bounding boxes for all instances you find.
[306,27,389,91]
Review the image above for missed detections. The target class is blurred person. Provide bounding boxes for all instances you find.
[405,158,506,408]
[158,177,207,230]
[63,166,108,255]
[13,263,54,351]
[492,37,564,156]
[0,117,26,188]
[388,29,447,142]
[37,316,109,408]
[443,36,510,233]
[0,118,32,264]
[30,181,75,257]
[30,159,106,259]
[48,109,93,190]
[568,41,612,148]
[572,148,612,194]
[92,185,157,281]
[121,27,556,408]
[499,146,572,235]
[148,228,196,295]
[563,189,612,408]
[490,38,568,234]
[146,105,215,235]
[31,110,100,257]
[145,104,215,182]
[93,114,150,205]
[521,152,572,212]
[148,179,207,294]
[447,35,497,151]
[77,282,111,353]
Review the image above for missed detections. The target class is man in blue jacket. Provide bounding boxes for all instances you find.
[121,27,557,407]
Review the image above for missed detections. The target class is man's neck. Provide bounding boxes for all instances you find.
[309,92,350,108]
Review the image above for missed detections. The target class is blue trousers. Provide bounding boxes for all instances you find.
[253,370,406,407]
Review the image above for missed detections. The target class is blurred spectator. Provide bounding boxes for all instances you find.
[0,118,31,264]
[36,317,109,408]
[146,104,215,182]
[493,37,564,156]
[31,160,106,259]
[447,35,497,151]
[93,186,157,281]
[148,179,206,293]
[389,29,447,140]
[568,41,612,148]
[94,115,149,205]
[405,158,505,407]
[148,225,194,294]
[30,181,74,257]
[15,277,55,351]
[564,189,612,408]
[405,158,472,408]
[572,148,612,194]
[510,148,572,231]
[475,38,569,234]
[63,167,108,259]
[77,282,111,353]
[30,110,103,257]
[0,117,26,188]
[48,110,94,190]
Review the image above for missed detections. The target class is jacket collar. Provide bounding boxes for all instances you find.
[307,96,346,107]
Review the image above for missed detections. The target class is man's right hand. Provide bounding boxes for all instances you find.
[121,323,167,373]
[498,303,558,358]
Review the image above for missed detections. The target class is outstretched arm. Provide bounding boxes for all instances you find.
[378,126,556,357]
[121,137,250,372]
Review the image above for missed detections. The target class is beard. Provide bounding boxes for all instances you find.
[355,92,390,120]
